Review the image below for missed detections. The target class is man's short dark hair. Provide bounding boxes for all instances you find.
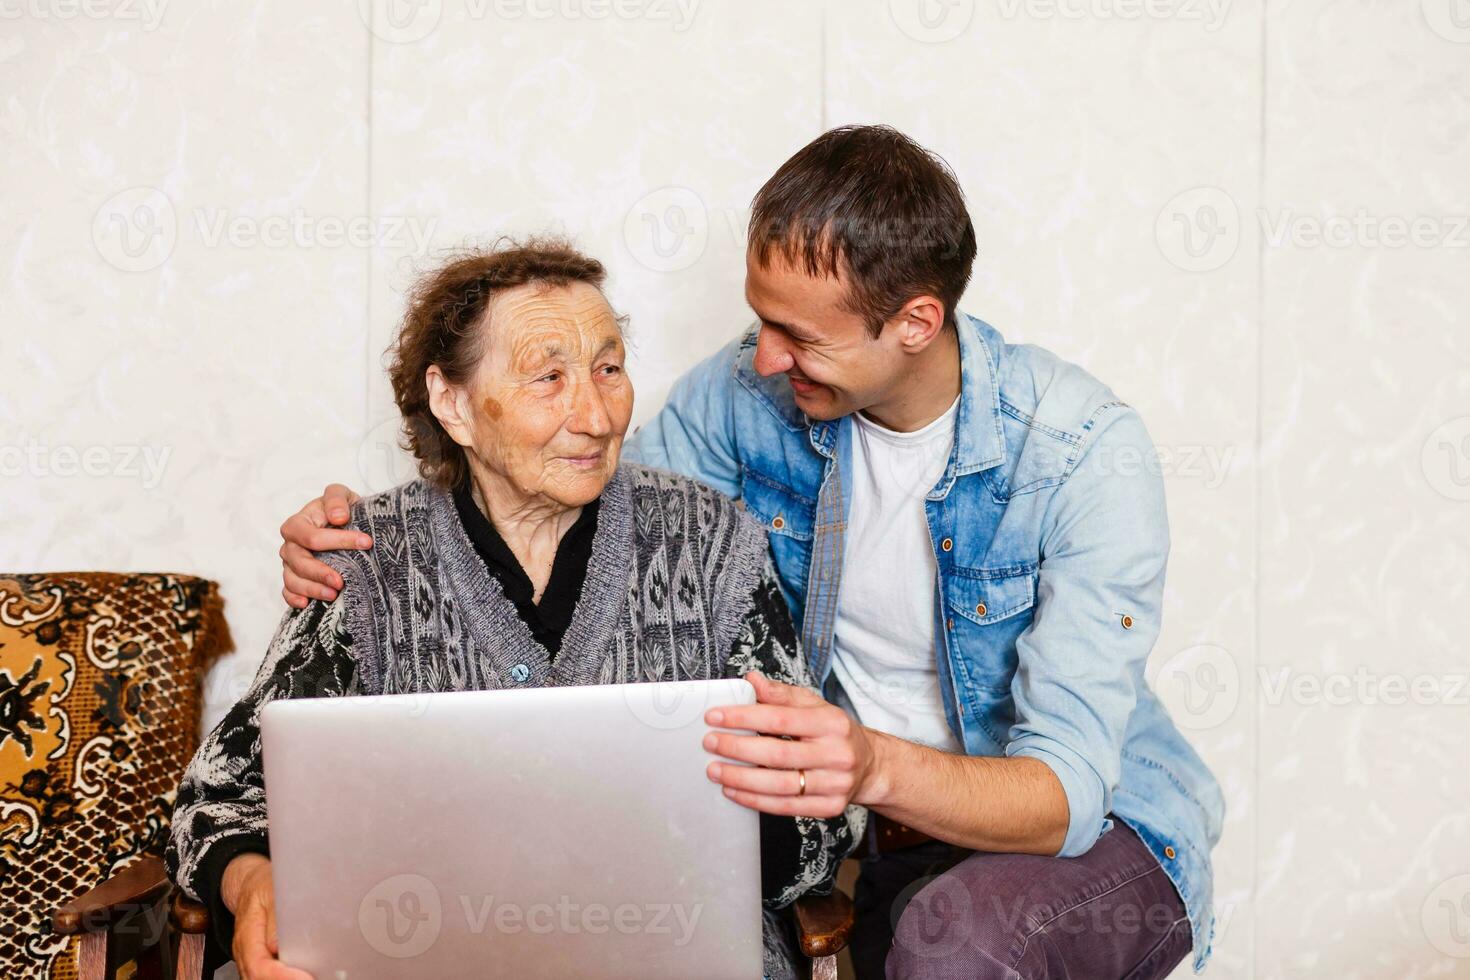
[748,125,977,337]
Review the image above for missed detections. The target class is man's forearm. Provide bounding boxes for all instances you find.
[858,730,1070,855]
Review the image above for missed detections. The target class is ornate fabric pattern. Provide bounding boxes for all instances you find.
[0,572,231,980]
[167,465,862,978]
[728,571,867,912]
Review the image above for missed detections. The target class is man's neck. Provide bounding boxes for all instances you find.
[859,328,962,433]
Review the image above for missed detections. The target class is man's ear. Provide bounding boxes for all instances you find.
[426,365,477,450]
[892,294,947,353]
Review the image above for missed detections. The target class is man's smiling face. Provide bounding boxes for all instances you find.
[744,247,910,422]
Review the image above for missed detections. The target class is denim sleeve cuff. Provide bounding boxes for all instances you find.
[1008,736,1108,857]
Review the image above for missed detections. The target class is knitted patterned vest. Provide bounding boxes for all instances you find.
[324,464,771,695]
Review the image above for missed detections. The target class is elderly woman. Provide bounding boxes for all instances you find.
[165,238,861,980]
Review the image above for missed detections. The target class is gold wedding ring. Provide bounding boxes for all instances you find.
[797,769,807,797]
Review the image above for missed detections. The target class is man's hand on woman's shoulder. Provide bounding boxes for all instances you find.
[279,483,371,608]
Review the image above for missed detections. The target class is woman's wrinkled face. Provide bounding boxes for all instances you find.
[455,281,633,509]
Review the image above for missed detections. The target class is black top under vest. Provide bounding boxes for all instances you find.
[451,477,600,657]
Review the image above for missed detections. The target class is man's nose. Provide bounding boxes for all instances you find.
[752,326,793,377]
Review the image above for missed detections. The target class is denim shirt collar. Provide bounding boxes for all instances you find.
[807,311,1006,495]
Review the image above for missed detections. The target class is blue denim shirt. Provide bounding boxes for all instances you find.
[626,312,1225,970]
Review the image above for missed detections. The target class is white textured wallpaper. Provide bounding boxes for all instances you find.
[3,1,1467,976]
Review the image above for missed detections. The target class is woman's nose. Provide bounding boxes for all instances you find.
[752,326,793,377]
[568,380,612,437]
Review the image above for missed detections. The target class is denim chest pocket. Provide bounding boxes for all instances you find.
[944,565,1037,694]
[740,470,814,594]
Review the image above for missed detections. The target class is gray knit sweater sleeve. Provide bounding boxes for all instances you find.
[726,556,866,910]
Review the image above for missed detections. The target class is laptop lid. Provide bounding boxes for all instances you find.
[260,678,761,979]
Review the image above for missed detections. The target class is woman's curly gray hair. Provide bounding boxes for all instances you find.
[385,236,613,490]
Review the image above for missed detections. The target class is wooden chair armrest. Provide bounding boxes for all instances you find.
[53,856,170,936]
[171,890,210,935]
[793,888,855,958]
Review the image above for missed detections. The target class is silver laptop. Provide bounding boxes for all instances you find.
[260,678,762,980]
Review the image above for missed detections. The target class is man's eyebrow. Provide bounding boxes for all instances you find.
[747,301,813,341]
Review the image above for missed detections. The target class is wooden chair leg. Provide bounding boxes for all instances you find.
[174,931,206,980]
[170,889,210,980]
[76,930,108,980]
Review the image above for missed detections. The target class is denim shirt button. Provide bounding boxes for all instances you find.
[975,602,987,617]
[510,663,530,683]
[1164,845,1177,860]
[941,537,953,552]
[1121,614,1135,630]
[772,515,785,531]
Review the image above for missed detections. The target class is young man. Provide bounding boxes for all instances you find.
[277,125,1223,979]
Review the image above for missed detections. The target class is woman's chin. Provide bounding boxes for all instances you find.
[547,461,616,506]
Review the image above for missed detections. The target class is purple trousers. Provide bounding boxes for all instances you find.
[850,821,1192,980]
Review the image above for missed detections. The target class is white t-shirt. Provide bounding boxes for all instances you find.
[829,397,963,753]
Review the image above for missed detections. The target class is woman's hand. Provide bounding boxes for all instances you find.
[279,484,371,608]
[220,854,314,980]
[702,671,880,819]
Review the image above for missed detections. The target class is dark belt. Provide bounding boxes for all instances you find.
[857,814,937,857]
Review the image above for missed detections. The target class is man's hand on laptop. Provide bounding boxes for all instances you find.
[279,483,372,608]
[220,853,313,980]
[703,671,876,819]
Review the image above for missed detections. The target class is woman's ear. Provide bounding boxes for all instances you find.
[426,365,477,450]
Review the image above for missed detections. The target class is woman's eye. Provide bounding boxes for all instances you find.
[539,372,561,384]
[600,365,622,376]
